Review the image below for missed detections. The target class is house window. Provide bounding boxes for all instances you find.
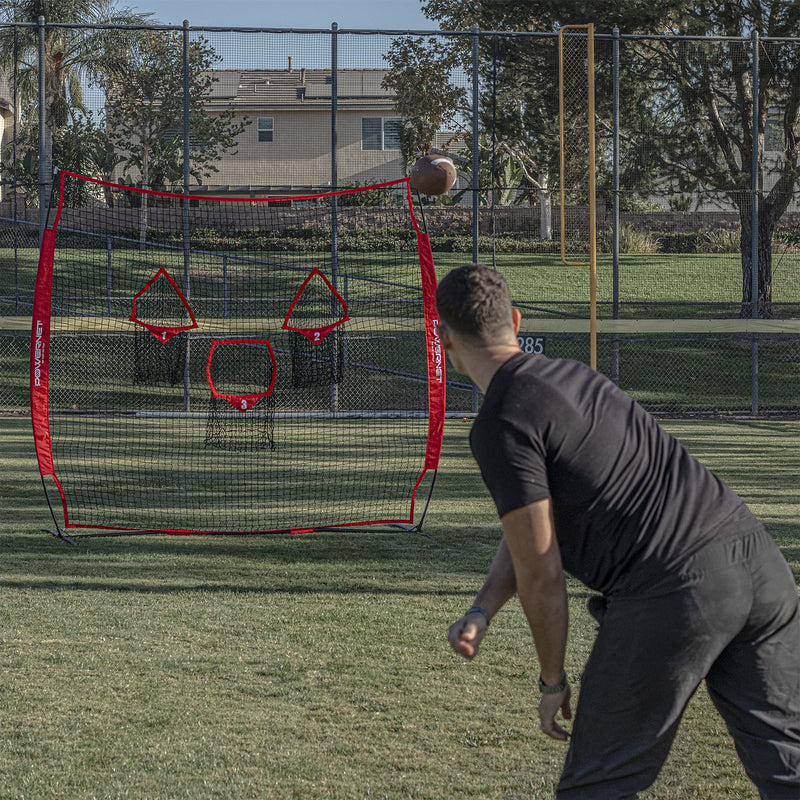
[258,117,274,143]
[362,117,402,151]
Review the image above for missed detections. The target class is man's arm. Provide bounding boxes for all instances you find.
[502,498,571,740]
[447,537,516,659]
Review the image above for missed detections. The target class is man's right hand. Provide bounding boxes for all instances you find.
[447,612,489,659]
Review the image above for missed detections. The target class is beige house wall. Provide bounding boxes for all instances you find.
[109,108,407,193]
[202,109,405,192]
[211,110,330,188]
[336,110,405,186]
[193,66,407,192]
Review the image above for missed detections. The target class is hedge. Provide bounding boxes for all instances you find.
[57,226,800,255]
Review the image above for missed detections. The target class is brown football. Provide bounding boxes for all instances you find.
[410,154,457,196]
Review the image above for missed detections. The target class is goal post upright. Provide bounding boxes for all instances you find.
[559,23,598,370]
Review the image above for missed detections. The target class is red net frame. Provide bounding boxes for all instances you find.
[206,338,277,412]
[30,170,446,539]
[129,267,199,342]
[281,267,350,345]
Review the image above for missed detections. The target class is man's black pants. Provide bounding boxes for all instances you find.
[557,525,800,799]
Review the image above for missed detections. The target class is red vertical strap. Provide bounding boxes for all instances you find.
[30,227,57,477]
[417,231,445,470]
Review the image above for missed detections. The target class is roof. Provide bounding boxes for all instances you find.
[204,68,396,110]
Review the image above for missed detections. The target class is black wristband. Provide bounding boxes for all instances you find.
[465,606,491,627]
[538,671,568,694]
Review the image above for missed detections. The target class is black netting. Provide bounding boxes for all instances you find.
[204,395,275,452]
[33,173,439,534]
[290,331,344,388]
[133,329,187,386]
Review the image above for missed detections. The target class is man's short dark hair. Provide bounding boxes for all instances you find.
[436,264,513,342]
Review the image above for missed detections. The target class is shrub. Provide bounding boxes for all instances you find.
[774,228,800,253]
[598,225,661,254]
[697,230,741,253]
[657,232,704,253]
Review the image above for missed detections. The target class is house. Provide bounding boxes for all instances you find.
[195,63,407,195]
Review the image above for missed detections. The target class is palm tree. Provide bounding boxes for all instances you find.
[0,0,151,213]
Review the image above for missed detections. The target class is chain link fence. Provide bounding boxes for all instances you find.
[0,21,797,415]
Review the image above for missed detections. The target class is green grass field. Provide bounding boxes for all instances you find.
[4,247,800,313]
[2,416,798,799]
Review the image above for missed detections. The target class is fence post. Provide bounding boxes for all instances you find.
[750,29,759,415]
[612,27,620,386]
[490,34,497,269]
[222,254,228,319]
[12,25,19,307]
[106,236,112,316]
[469,25,481,413]
[331,21,339,197]
[37,15,47,239]
[182,19,192,412]
[330,21,340,413]
[183,20,191,197]
[471,24,480,264]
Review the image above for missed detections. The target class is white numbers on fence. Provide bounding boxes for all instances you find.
[518,336,545,354]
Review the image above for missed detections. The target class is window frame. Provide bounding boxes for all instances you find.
[361,117,402,151]
[257,117,274,143]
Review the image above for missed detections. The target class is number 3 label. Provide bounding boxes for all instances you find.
[518,335,545,355]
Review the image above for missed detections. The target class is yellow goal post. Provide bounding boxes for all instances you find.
[559,23,597,369]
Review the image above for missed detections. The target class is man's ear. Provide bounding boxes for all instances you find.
[511,307,522,335]
[438,324,452,350]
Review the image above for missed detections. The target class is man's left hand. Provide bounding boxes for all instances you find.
[538,685,572,741]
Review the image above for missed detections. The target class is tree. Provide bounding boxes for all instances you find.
[5,107,119,205]
[101,31,248,245]
[608,1,800,317]
[0,0,150,209]
[406,0,800,316]
[384,3,568,240]
[381,36,468,165]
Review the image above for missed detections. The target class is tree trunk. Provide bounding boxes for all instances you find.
[39,106,54,219]
[139,149,149,249]
[539,187,552,241]
[739,204,774,319]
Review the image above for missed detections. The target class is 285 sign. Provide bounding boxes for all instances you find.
[518,334,545,355]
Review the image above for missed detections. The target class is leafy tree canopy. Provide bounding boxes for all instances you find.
[405,0,800,314]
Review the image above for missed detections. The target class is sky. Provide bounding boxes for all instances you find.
[127,0,435,30]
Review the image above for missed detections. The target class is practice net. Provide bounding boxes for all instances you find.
[31,171,445,538]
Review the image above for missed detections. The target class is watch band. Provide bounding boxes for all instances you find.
[538,671,568,694]
[465,606,491,627]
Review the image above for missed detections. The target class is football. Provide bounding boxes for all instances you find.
[410,154,457,196]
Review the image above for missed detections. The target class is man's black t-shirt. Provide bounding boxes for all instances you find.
[470,353,755,595]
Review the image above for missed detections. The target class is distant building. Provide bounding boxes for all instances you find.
[105,62,464,201]
[195,65,406,195]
